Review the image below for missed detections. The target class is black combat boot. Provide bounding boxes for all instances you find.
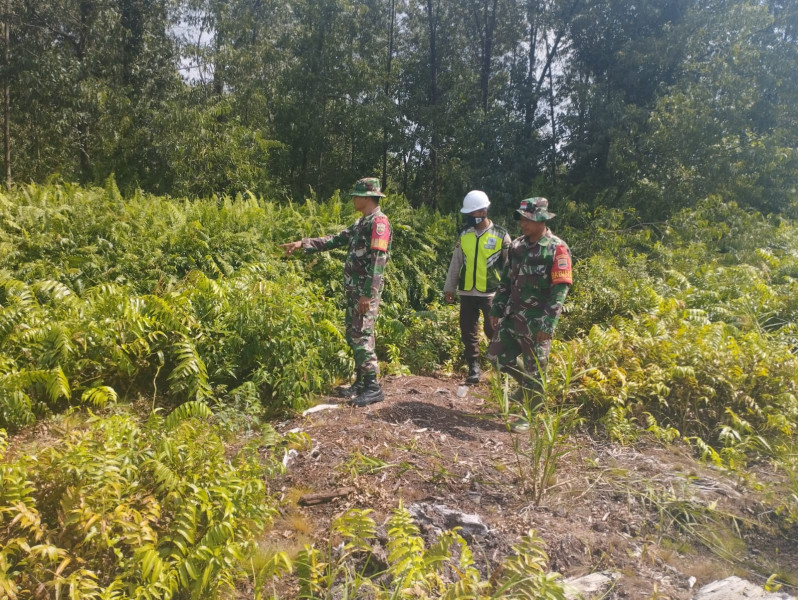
[350,374,384,407]
[503,366,542,407]
[336,374,363,399]
[465,360,481,384]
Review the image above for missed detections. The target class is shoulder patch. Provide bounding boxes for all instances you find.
[550,244,572,285]
[371,215,391,251]
[492,224,509,237]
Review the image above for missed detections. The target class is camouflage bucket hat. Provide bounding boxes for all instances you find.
[515,197,556,222]
[349,177,386,198]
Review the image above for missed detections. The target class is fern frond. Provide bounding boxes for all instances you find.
[80,385,118,408]
[295,545,328,598]
[386,502,426,586]
[492,530,565,599]
[0,278,35,306]
[164,400,212,430]
[46,366,71,404]
[167,339,212,401]
[31,280,77,307]
[333,509,376,554]
[142,457,180,494]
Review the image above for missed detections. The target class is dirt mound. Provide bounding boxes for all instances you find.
[268,374,798,599]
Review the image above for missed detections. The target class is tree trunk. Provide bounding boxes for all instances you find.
[381,0,395,191]
[120,0,145,89]
[547,38,557,185]
[77,0,93,182]
[3,0,10,188]
[213,23,223,97]
[524,15,538,127]
[426,0,439,208]
[479,0,498,113]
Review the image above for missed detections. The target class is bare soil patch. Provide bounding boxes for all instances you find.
[267,374,798,599]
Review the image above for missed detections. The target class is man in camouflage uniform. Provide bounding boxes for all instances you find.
[488,197,572,410]
[281,178,392,407]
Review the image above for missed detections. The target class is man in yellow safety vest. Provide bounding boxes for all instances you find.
[444,190,512,384]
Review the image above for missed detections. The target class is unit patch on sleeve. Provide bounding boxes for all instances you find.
[550,244,573,285]
[370,216,391,251]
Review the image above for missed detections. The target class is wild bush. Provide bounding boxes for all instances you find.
[549,200,798,461]
[558,300,798,455]
[0,181,462,426]
[378,303,462,376]
[0,409,291,599]
[0,263,350,429]
[3,181,798,465]
[0,179,456,309]
[289,503,566,599]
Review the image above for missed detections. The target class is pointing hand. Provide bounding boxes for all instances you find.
[280,240,302,256]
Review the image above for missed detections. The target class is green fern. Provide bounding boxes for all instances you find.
[0,411,283,599]
[164,400,213,430]
[168,339,213,401]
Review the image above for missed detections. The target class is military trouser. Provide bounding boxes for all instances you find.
[345,290,381,378]
[487,313,552,392]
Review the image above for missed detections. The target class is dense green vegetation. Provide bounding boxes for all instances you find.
[2,181,798,596]
[0,410,291,599]
[1,0,797,594]
[0,180,458,429]
[1,181,796,456]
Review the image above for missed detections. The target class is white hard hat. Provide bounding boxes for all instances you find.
[461,190,490,213]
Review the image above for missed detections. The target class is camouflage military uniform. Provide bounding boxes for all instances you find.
[302,208,392,378]
[488,199,572,388]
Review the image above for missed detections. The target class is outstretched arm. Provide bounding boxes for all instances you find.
[280,225,355,256]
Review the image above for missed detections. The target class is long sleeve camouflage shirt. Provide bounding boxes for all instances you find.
[301,208,392,300]
[490,229,572,335]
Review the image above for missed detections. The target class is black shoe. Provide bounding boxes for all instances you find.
[350,376,384,407]
[336,375,363,399]
[465,361,481,384]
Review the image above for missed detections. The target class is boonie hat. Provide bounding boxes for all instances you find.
[349,177,386,198]
[515,197,556,221]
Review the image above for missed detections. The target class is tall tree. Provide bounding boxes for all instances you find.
[3,0,10,188]
[610,0,798,216]
[7,0,177,188]
[558,0,695,198]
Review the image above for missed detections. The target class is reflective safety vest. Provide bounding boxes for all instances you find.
[458,226,507,293]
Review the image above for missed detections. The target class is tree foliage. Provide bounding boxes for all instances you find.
[2,0,793,216]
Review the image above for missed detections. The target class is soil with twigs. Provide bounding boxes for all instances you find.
[264,374,798,599]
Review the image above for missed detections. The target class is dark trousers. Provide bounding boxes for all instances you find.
[459,295,496,363]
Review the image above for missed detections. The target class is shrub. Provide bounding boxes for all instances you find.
[0,408,290,599]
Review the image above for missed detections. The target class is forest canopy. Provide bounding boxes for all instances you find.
[1,0,796,217]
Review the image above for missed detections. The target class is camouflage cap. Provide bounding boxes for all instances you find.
[514,197,556,222]
[349,177,386,198]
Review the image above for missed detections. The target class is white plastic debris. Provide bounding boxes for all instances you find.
[302,403,340,416]
[693,576,795,600]
[282,449,298,468]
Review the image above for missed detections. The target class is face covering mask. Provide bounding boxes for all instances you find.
[466,216,484,227]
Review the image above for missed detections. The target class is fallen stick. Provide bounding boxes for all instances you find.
[298,487,356,506]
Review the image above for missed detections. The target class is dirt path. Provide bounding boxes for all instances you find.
[267,374,798,599]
